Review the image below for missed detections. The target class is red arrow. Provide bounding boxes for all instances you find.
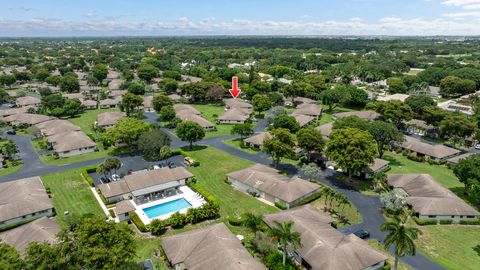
[229,76,241,99]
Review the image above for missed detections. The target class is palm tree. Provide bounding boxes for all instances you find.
[372,172,390,193]
[268,221,302,265]
[381,215,422,270]
[243,213,263,236]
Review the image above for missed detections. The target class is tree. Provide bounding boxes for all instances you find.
[453,154,480,195]
[162,70,182,81]
[159,145,172,161]
[152,95,173,112]
[367,100,413,126]
[137,64,158,83]
[387,77,407,94]
[405,94,436,114]
[0,242,24,270]
[422,105,447,127]
[326,128,378,179]
[272,114,300,133]
[127,81,145,95]
[159,105,176,122]
[263,128,296,168]
[332,115,370,131]
[106,117,151,145]
[242,212,263,236]
[321,87,347,111]
[0,89,11,105]
[381,216,422,270]
[121,93,143,116]
[35,68,51,81]
[137,129,171,160]
[297,128,325,160]
[299,163,324,181]
[158,78,178,94]
[380,188,408,213]
[368,121,404,158]
[59,74,80,93]
[205,83,225,101]
[440,113,476,144]
[440,76,476,97]
[252,94,272,114]
[265,106,287,124]
[176,121,205,150]
[231,123,254,140]
[1,140,19,160]
[104,157,122,175]
[344,86,369,108]
[268,221,302,265]
[63,98,84,117]
[0,75,16,88]
[91,64,108,82]
[23,216,138,270]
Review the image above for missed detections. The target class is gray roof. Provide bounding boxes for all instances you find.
[162,223,266,270]
[52,132,96,153]
[99,167,193,198]
[333,111,383,121]
[368,158,390,172]
[388,174,479,216]
[263,205,387,270]
[0,177,54,222]
[400,136,460,159]
[0,217,59,255]
[16,96,41,106]
[223,98,253,109]
[35,119,81,136]
[3,113,54,125]
[293,103,322,117]
[292,113,315,127]
[96,112,126,127]
[243,132,271,147]
[218,107,251,121]
[447,152,476,164]
[115,200,136,215]
[227,163,320,203]
[315,122,333,137]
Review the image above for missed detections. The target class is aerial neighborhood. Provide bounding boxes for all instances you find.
[1,7,480,270]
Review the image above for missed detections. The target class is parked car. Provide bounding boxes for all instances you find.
[353,229,370,239]
[111,174,120,181]
[184,157,195,166]
[6,130,16,135]
[168,161,176,168]
[475,144,480,150]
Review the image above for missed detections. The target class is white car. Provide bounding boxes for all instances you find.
[111,174,120,181]
[475,144,480,150]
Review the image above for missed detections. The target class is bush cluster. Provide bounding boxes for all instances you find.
[413,217,438,225]
[130,212,148,232]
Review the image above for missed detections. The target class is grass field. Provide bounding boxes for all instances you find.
[191,104,234,138]
[40,148,109,166]
[415,225,480,270]
[0,160,23,176]
[41,167,104,225]
[316,105,354,125]
[383,152,462,189]
[134,237,171,270]
[368,240,411,270]
[184,146,277,218]
[68,108,120,135]
[309,193,362,227]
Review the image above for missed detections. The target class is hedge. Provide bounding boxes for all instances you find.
[295,192,323,207]
[228,217,244,226]
[130,212,148,232]
[439,219,452,225]
[81,166,97,187]
[274,202,287,210]
[187,181,219,207]
[108,209,116,218]
[413,217,437,225]
[459,219,480,225]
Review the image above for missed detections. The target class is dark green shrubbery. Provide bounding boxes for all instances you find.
[413,217,437,225]
[439,219,453,225]
[459,219,480,225]
[274,201,287,210]
[130,212,148,232]
[263,251,300,270]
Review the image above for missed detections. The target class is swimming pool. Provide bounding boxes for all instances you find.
[143,198,192,219]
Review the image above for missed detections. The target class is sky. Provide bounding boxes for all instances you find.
[1,0,480,36]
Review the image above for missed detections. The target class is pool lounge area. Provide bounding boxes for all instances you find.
[135,186,206,225]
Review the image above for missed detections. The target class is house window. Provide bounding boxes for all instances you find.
[428,215,436,218]
[451,216,454,218]
[460,216,464,218]
[467,216,474,218]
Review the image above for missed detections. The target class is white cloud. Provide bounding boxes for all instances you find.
[442,0,480,9]
[1,16,480,36]
[443,11,480,16]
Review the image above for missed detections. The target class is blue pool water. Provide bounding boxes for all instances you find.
[143,198,192,219]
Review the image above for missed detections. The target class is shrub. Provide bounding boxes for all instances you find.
[228,217,244,226]
[96,189,108,205]
[459,219,480,225]
[439,219,453,225]
[108,209,116,218]
[192,160,200,167]
[150,219,167,235]
[413,217,437,225]
[81,167,96,187]
[168,212,187,229]
[130,212,148,232]
[295,192,323,207]
[187,181,219,206]
[274,201,287,210]
[263,251,299,270]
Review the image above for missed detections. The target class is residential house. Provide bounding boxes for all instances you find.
[167,94,183,103]
[174,104,215,131]
[438,100,474,115]
[0,217,60,255]
[263,205,387,270]
[332,111,383,121]
[108,90,127,99]
[63,93,84,100]
[292,113,316,127]
[3,113,54,126]
[50,131,96,157]
[98,167,194,204]
[227,163,321,208]
[398,136,460,161]
[223,98,253,110]
[293,103,322,118]
[82,99,98,109]
[0,107,29,117]
[244,132,271,148]
[96,111,126,128]
[403,119,435,137]
[15,96,41,108]
[35,119,81,137]
[0,176,55,229]
[447,152,475,165]
[107,70,120,80]
[218,107,251,124]
[99,97,121,109]
[161,223,266,270]
[315,122,333,139]
[361,158,390,179]
[377,93,409,102]
[114,200,136,222]
[388,174,479,222]
[108,79,123,91]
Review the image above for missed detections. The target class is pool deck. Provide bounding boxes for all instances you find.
[135,186,206,225]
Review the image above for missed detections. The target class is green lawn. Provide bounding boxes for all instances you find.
[184,146,277,219]
[0,160,23,176]
[41,167,104,225]
[309,194,362,227]
[40,147,110,166]
[368,240,411,270]
[316,105,354,126]
[192,104,251,138]
[383,152,462,189]
[134,237,170,270]
[416,225,480,270]
[68,108,120,135]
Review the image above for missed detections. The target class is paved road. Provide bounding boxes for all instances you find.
[0,112,446,270]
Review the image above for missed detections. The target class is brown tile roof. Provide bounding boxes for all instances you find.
[223,98,253,109]
[96,112,126,127]
[263,205,387,270]
[294,97,317,105]
[108,79,123,91]
[218,107,251,122]
[292,113,315,127]
[63,93,84,100]
[174,104,200,115]
[167,94,182,101]
[35,119,81,136]
[227,164,320,203]
[52,132,96,153]
[0,107,29,117]
[99,98,121,106]
[16,96,41,106]
[162,223,266,270]
[143,96,153,109]
[114,200,136,215]
[293,103,322,117]
[315,122,333,137]
[333,111,383,121]
[368,158,390,172]
[3,113,54,125]
[447,153,476,164]
[404,119,434,130]
[243,132,271,147]
[82,100,97,107]
[0,217,59,255]
[98,181,130,198]
[0,177,54,223]
[108,90,127,97]
[388,174,479,216]
[176,112,214,128]
[400,136,460,159]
